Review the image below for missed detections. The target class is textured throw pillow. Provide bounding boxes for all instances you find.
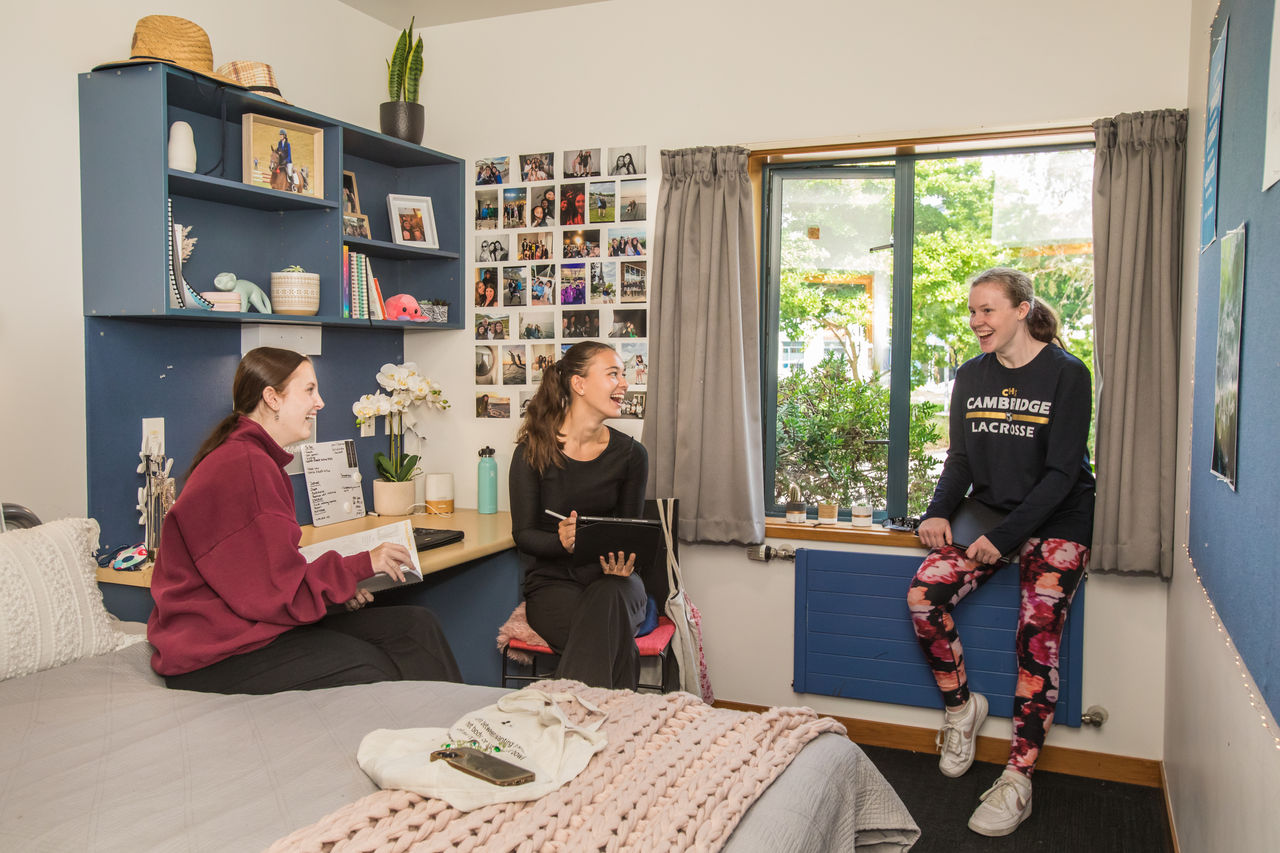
[0,518,141,681]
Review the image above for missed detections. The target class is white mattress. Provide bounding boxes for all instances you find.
[0,641,918,852]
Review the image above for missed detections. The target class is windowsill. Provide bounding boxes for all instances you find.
[764,518,925,550]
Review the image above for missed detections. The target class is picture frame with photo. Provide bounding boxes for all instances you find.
[387,194,439,248]
[342,170,361,213]
[243,113,324,198]
[342,212,371,239]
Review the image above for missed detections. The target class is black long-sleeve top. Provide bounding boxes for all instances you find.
[922,345,1096,555]
[509,427,648,595]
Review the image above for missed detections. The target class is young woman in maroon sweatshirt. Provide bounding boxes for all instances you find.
[147,347,460,694]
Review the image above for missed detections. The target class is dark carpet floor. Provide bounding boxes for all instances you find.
[857,744,1173,852]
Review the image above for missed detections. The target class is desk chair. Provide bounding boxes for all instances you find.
[499,498,679,692]
[1,504,42,533]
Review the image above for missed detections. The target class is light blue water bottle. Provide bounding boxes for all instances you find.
[477,446,497,514]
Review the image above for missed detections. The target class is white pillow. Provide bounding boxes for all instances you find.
[0,518,140,681]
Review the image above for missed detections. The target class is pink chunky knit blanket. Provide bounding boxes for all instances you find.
[269,680,845,852]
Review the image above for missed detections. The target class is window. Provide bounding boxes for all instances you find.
[761,143,1094,519]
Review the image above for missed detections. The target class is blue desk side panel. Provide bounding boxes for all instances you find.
[85,317,403,550]
[793,548,1084,727]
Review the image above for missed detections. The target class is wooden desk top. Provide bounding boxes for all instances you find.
[97,509,515,587]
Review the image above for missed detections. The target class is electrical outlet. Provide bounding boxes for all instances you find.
[142,417,165,456]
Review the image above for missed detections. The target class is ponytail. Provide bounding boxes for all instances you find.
[515,340,615,473]
[186,347,308,478]
[970,266,1064,348]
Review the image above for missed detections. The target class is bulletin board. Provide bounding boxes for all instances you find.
[1188,0,1280,720]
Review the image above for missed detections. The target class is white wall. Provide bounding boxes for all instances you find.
[1164,0,1280,849]
[404,0,1189,762]
[0,0,395,521]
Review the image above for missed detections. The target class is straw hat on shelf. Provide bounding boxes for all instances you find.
[92,15,243,88]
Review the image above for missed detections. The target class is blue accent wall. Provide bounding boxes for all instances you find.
[1189,0,1280,720]
[85,317,404,551]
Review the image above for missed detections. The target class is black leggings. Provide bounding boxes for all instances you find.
[526,573,647,690]
[165,605,462,694]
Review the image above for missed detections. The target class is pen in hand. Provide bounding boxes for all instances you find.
[545,508,567,520]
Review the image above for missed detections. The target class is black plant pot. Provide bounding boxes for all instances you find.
[379,101,425,145]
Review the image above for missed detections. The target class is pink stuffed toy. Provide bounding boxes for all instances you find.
[383,293,428,322]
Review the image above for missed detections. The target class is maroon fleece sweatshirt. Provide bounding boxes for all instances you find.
[147,417,373,676]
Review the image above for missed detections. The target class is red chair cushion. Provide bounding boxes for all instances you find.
[506,616,675,658]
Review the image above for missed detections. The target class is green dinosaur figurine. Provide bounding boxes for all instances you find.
[213,272,272,313]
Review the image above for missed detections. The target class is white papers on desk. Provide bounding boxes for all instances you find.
[301,440,365,526]
[298,519,423,592]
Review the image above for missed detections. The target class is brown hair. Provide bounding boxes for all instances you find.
[516,340,617,473]
[969,267,1064,348]
[187,347,309,477]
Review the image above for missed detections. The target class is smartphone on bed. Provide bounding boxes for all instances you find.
[430,747,535,786]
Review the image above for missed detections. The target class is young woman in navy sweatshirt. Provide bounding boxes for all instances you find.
[147,347,460,693]
[907,268,1095,837]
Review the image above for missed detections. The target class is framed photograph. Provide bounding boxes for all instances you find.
[342,212,371,239]
[342,171,361,213]
[387,194,439,248]
[242,113,324,198]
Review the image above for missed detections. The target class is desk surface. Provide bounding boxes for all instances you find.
[97,509,514,587]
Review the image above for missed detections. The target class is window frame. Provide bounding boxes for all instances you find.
[759,141,1094,521]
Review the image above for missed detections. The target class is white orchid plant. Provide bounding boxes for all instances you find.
[352,362,450,482]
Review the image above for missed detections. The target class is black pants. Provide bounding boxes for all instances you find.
[165,605,462,694]
[526,572,647,690]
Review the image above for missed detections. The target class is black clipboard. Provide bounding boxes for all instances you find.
[574,515,663,571]
[948,497,1015,562]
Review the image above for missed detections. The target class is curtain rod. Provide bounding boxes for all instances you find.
[750,125,1095,158]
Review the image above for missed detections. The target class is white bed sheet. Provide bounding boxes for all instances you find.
[0,641,917,852]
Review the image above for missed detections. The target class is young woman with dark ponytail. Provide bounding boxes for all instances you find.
[147,347,460,694]
[508,340,649,689]
[907,268,1095,837]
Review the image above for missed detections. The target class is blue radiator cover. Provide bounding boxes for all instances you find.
[793,548,1083,727]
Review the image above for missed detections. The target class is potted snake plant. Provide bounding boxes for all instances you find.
[380,17,425,144]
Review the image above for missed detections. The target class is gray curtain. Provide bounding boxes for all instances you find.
[1090,109,1187,578]
[641,146,764,544]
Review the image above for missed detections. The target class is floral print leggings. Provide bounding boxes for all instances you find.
[908,538,1089,777]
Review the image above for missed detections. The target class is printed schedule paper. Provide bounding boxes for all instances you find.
[298,519,423,592]
[301,440,366,526]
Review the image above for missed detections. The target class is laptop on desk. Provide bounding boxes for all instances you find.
[414,527,465,551]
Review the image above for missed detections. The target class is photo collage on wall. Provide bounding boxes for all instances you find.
[472,146,650,420]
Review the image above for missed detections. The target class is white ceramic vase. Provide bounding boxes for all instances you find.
[168,121,196,172]
[270,271,321,315]
[372,479,415,516]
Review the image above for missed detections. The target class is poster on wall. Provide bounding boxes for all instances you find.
[1202,17,1228,251]
[470,146,652,418]
[1211,223,1245,490]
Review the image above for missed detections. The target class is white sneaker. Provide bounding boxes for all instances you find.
[936,692,988,778]
[968,769,1033,836]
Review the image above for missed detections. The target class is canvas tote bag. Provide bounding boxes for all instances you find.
[358,689,608,812]
[657,499,713,702]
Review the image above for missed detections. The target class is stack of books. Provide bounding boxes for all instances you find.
[342,247,387,319]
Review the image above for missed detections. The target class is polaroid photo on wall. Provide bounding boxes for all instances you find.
[530,343,557,382]
[562,309,600,338]
[476,155,510,185]
[502,345,528,385]
[503,266,528,306]
[561,182,586,226]
[607,146,645,176]
[475,345,498,385]
[620,260,647,302]
[562,229,599,259]
[518,390,536,418]
[520,152,554,181]
[620,179,646,221]
[476,391,510,418]
[560,263,587,305]
[475,267,499,308]
[590,181,616,223]
[530,184,556,226]
[503,187,527,228]
[620,341,648,386]
[609,308,646,338]
[590,262,617,303]
[608,227,646,257]
[565,148,601,177]
[519,310,556,340]
[476,188,499,230]
[475,312,509,340]
[476,234,510,262]
[618,390,646,419]
[387,194,438,248]
[517,230,553,261]
[530,264,557,305]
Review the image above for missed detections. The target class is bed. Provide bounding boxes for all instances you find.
[0,519,919,852]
